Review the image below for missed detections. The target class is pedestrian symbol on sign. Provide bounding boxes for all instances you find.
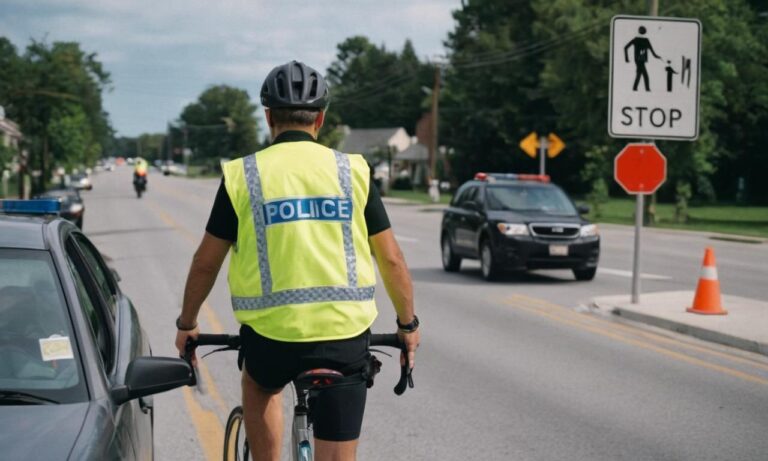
[624,26,662,92]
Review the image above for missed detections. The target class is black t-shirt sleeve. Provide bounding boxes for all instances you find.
[364,180,391,236]
[205,178,238,242]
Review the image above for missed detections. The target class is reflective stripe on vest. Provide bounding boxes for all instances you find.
[232,149,371,311]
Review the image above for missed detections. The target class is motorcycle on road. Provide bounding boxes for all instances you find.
[133,172,147,198]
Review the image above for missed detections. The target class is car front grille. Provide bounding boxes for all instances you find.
[529,223,581,239]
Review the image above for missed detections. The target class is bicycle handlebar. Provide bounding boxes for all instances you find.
[185,332,413,395]
[369,333,414,395]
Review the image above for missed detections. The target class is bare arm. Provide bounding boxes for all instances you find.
[174,232,231,361]
[369,229,419,368]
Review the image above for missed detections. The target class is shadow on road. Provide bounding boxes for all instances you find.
[408,267,578,286]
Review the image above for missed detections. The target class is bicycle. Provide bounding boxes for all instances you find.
[183,333,414,461]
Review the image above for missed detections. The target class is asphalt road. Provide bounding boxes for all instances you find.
[84,167,768,461]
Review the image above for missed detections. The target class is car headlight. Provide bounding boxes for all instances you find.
[69,203,84,214]
[580,224,598,237]
[497,223,529,236]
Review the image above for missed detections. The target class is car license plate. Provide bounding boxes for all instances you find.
[549,244,568,256]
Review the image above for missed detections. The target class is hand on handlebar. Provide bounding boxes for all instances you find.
[397,329,420,370]
[175,325,200,366]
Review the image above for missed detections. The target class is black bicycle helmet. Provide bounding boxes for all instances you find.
[260,61,330,109]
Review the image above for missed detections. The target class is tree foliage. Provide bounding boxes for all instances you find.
[179,85,260,160]
[0,37,112,190]
[324,36,433,136]
[440,0,768,203]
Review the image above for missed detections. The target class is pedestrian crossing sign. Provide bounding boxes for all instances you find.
[608,15,701,141]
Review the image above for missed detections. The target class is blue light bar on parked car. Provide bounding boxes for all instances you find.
[0,199,62,215]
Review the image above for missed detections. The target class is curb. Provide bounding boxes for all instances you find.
[610,306,768,357]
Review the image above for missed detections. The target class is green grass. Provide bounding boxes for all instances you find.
[585,198,768,239]
[387,190,768,239]
[384,189,452,205]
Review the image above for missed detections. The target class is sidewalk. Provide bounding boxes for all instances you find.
[591,291,768,357]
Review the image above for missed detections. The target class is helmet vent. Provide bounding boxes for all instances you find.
[276,74,286,98]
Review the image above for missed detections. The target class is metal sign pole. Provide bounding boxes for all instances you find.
[538,136,547,175]
[632,193,644,303]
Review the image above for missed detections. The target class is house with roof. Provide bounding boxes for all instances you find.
[0,106,22,152]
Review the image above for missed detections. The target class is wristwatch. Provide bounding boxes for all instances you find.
[176,316,198,331]
[396,315,420,333]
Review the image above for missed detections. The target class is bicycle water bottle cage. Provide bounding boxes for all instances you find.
[295,368,345,389]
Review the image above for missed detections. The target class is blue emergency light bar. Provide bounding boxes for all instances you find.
[0,199,62,215]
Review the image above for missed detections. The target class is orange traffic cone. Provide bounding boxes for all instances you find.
[687,247,727,315]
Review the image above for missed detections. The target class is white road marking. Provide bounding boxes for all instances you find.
[598,267,672,280]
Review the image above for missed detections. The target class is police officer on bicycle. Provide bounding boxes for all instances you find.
[175,60,419,461]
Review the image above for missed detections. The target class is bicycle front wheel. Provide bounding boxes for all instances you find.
[223,406,250,461]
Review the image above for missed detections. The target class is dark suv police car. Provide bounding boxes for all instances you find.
[440,173,600,281]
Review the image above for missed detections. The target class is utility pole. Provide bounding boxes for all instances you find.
[166,122,172,163]
[427,63,441,203]
[429,64,441,181]
[645,0,659,226]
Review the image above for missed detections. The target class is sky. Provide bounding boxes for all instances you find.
[0,0,460,138]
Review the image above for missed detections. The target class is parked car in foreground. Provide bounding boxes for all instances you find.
[441,173,600,281]
[0,199,192,460]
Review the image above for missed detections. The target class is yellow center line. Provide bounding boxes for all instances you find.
[504,298,768,386]
[508,293,768,371]
[181,386,224,460]
[146,198,233,460]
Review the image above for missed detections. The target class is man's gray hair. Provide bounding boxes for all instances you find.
[270,108,321,126]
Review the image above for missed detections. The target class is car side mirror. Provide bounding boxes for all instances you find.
[462,201,479,211]
[111,357,193,405]
[577,204,590,215]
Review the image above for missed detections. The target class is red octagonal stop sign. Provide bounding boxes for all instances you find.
[614,143,667,194]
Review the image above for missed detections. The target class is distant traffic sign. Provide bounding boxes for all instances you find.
[614,143,667,194]
[546,133,565,158]
[519,132,539,158]
[608,15,701,140]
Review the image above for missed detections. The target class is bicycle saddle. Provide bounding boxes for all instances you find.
[294,368,345,389]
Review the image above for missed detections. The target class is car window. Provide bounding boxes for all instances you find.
[0,249,87,403]
[72,234,117,319]
[455,185,478,208]
[486,185,578,215]
[451,183,471,206]
[65,239,114,372]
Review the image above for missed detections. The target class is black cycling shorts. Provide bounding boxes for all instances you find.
[240,325,370,441]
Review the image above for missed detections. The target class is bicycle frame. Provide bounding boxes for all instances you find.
[291,383,313,461]
[185,333,412,461]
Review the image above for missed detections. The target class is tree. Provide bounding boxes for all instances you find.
[325,36,433,134]
[180,85,260,160]
[440,0,557,185]
[0,38,112,191]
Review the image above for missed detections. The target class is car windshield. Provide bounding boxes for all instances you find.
[0,249,87,404]
[486,184,577,215]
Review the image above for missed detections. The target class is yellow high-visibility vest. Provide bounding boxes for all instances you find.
[222,140,377,342]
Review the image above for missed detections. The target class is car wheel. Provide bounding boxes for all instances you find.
[573,267,597,281]
[441,234,461,272]
[480,240,500,281]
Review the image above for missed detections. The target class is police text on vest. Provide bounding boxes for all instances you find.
[263,197,352,225]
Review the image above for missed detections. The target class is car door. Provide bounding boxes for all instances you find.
[65,233,142,461]
[453,185,482,254]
